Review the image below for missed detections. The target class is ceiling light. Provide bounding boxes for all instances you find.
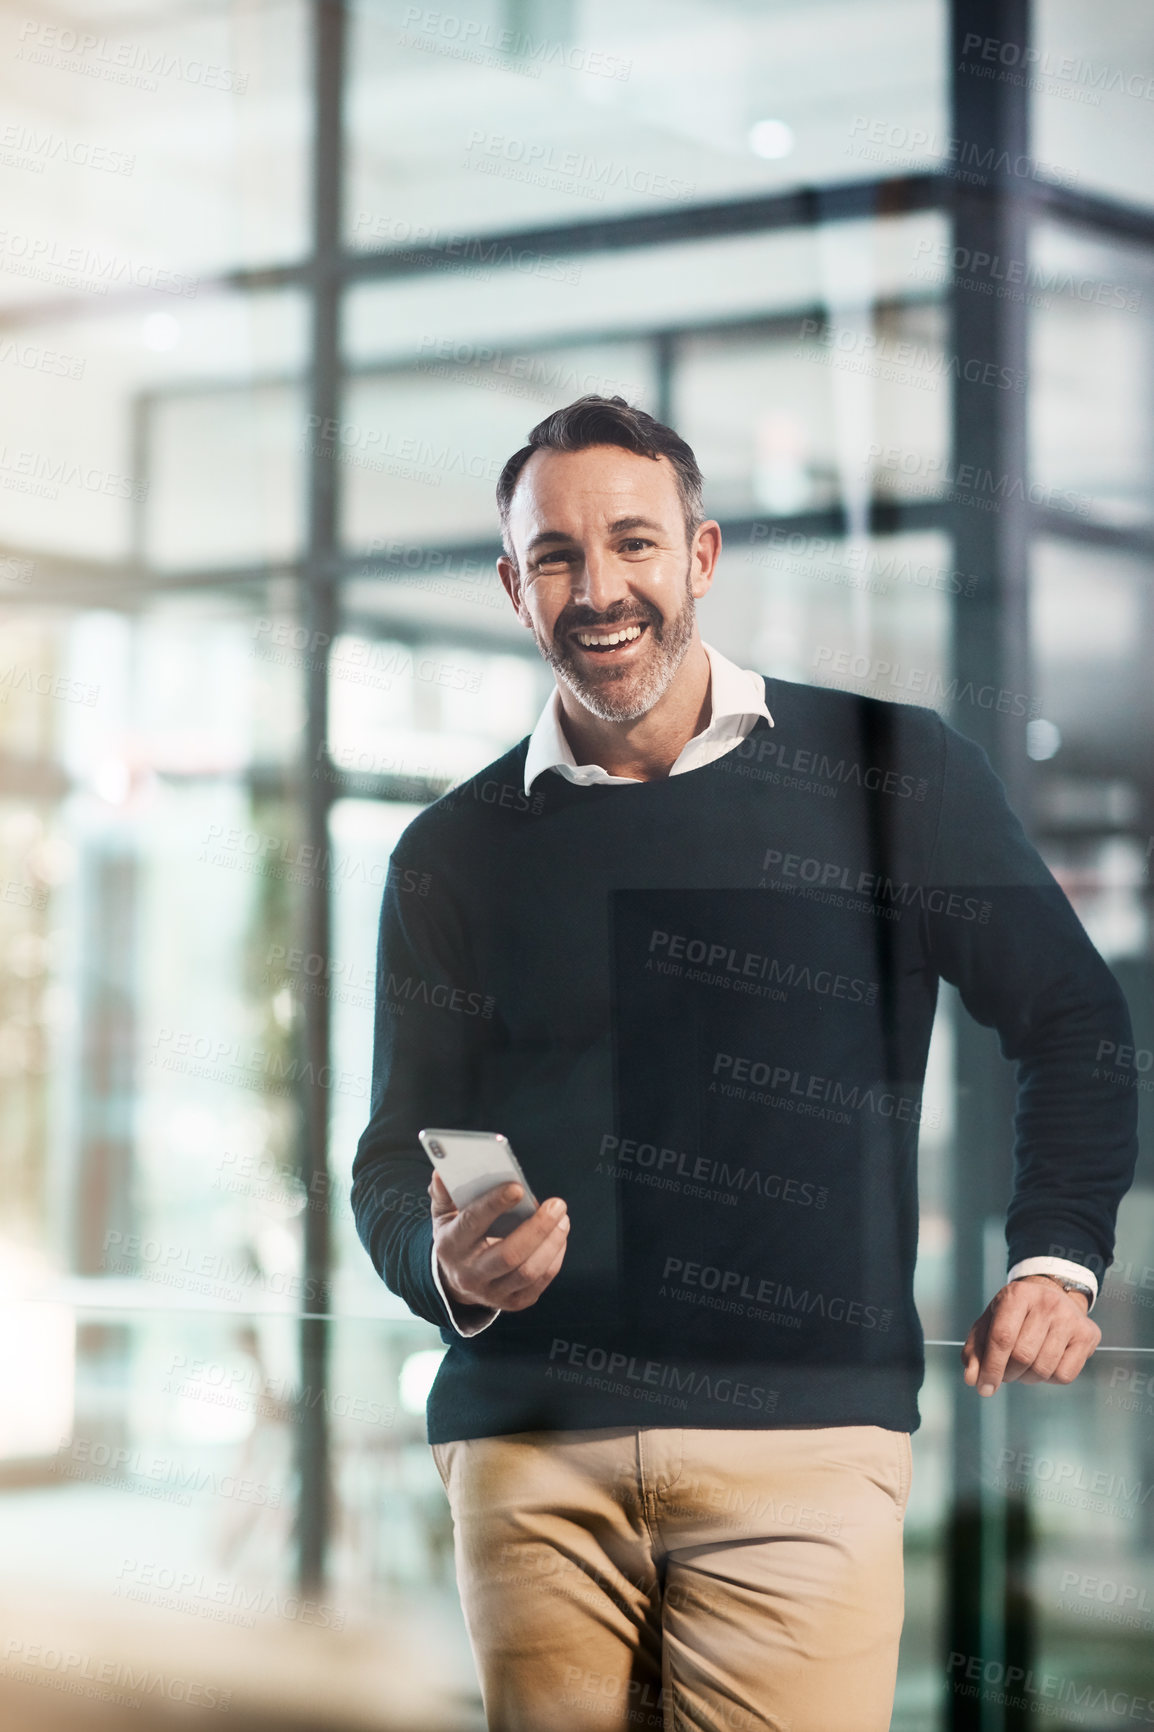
[749,119,794,160]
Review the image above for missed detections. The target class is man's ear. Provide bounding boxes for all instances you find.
[689,521,722,600]
[497,554,531,628]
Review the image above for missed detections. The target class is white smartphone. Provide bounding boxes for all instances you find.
[418,1128,539,1237]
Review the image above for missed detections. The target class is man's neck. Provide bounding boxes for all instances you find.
[555,639,713,781]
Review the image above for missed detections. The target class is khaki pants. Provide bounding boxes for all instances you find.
[432,1424,911,1732]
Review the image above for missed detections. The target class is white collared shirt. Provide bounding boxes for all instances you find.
[430,643,1098,1333]
[521,641,773,795]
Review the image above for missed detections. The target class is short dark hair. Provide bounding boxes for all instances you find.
[495,394,704,561]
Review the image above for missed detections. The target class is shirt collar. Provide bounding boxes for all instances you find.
[522,642,772,794]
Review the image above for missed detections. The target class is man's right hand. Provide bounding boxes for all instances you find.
[429,1171,570,1313]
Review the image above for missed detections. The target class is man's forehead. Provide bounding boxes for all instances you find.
[509,445,679,527]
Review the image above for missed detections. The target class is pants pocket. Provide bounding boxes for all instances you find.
[430,1441,451,1493]
[892,1431,913,1518]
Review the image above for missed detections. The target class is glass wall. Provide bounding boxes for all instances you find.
[0,1,1151,1728]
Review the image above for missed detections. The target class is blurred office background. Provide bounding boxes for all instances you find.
[0,0,1151,1725]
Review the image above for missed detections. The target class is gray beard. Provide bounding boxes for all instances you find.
[534,567,698,724]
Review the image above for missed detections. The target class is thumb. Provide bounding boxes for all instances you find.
[428,1171,456,1217]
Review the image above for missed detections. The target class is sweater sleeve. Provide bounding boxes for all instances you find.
[923,717,1139,1279]
[350,835,498,1328]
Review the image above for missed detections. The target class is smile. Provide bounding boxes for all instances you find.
[572,622,649,653]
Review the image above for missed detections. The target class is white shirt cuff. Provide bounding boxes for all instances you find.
[430,1243,499,1337]
[1007,1255,1099,1310]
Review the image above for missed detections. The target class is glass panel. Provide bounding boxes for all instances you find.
[0,1307,479,1724]
[344,212,948,363]
[0,290,308,569]
[1031,0,1154,214]
[0,0,308,294]
[1029,224,1154,531]
[346,0,945,243]
[680,304,949,521]
[340,341,655,550]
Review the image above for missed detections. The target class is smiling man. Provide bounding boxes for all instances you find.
[351,396,1137,1732]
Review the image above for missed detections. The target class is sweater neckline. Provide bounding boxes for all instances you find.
[529,705,776,801]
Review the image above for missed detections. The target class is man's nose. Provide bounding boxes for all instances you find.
[570,549,630,614]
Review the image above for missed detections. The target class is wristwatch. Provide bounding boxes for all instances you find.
[1022,1272,1094,1306]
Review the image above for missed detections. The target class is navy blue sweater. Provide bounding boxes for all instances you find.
[351,678,1138,1444]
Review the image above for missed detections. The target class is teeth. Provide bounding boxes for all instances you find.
[575,624,644,648]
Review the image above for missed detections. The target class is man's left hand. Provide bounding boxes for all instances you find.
[962,1274,1100,1397]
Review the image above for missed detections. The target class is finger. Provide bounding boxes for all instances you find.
[428,1172,456,1216]
[469,1196,568,1271]
[1011,1320,1075,1385]
[492,1214,570,1295]
[1050,1335,1096,1385]
[961,1316,988,1385]
[448,1182,527,1251]
[470,1200,569,1288]
[500,1234,570,1311]
[997,1311,1058,1384]
[975,1302,1030,1396]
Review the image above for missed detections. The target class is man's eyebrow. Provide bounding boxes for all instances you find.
[525,516,666,555]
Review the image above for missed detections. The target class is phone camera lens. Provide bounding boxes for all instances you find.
[430,1142,442,1158]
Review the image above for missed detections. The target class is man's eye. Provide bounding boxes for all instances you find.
[621,539,653,552]
[535,551,576,568]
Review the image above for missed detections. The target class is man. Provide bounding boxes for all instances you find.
[352,396,1136,1732]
